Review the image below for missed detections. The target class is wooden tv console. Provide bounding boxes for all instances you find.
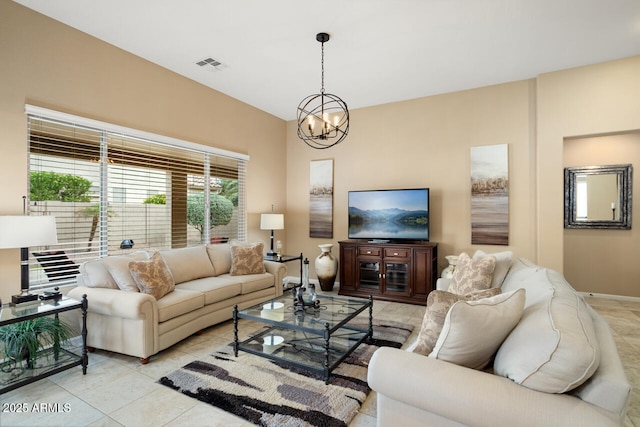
[338,240,438,305]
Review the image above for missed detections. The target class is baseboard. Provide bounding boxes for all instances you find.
[579,291,640,303]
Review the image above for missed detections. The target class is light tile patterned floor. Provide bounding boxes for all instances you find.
[1,291,638,427]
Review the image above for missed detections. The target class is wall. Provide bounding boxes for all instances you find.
[286,57,640,298]
[537,56,640,297]
[563,133,640,296]
[285,80,538,277]
[0,2,287,303]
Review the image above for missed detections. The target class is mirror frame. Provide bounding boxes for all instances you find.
[564,164,633,229]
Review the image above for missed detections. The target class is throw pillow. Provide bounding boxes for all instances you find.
[230,242,266,276]
[129,252,175,299]
[494,268,601,393]
[413,288,502,356]
[448,252,496,295]
[473,250,513,288]
[429,288,526,370]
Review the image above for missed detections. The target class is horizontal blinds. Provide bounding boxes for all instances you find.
[27,109,247,289]
[28,119,103,287]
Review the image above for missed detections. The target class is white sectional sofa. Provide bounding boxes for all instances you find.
[368,255,631,427]
[68,243,286,363]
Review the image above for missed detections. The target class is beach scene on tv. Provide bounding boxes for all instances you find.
[348,189,429,240]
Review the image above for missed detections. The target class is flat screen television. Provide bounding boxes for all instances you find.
[348,188,430,241]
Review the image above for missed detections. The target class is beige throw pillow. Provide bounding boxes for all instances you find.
[230,242,266,276]
[129,252,175,299]
[429,288,526,370]
[414,288,501,356]
[448,252,496,295]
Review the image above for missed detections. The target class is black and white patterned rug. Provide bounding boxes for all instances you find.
[158,320,413,427]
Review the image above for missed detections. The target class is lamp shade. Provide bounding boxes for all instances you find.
[260,214,284,230]
[0,216,58,249]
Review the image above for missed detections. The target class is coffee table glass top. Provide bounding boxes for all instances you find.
[237,293,371,334]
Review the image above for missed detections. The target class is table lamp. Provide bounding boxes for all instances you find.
[0,215,58,304]
[260,213,284,257]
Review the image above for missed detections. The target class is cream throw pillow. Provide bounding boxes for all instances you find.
[230,242,266,276]
[494,268,601,393]
[448,252,496,295]
[129,252,175,299]
[414,288,501,356]
[429,288,525,370]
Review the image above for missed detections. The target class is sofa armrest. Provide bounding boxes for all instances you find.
[264,261,287,297]
[68,286,157,320]
[368,347,620,427]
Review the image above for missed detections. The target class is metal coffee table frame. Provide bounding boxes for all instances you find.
[233,294,373,384]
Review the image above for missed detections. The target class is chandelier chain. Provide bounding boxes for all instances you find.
[321,41,325,94]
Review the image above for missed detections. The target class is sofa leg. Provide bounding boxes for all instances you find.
[140,357,150,364]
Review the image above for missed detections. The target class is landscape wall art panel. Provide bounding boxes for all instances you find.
[470,144,509,245]
[310,159,333,238]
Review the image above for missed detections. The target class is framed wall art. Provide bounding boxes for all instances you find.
[470,144,509,245]
[309,159,333,238]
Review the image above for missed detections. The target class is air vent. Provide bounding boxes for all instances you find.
[196,57,222,69]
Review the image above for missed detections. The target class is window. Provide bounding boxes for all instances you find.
[26,105,248,289]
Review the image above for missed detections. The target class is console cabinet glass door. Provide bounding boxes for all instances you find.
[384,261,410,295]
[358,260,381,292]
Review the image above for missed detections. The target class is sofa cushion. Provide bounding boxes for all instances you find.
[80,259,119,289]
[216,272,274,295]
[155,288,205,323]
[176,277,242,305]
[230,242,266,276]
[448,252,496,295]
[473,250,512,288]
[129,252,176,299]
[429,288,525,370]
[494,268,601,393]
[206,243,232,276]
[414,288,501,356]
[102,252,149,292]
[160,245,216,284]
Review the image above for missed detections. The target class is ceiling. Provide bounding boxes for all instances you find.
[14,0,640,121]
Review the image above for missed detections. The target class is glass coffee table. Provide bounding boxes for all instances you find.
[233,293,373,383]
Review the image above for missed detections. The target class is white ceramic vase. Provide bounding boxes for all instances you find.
[315,244,338,292]
[441,255,459,279]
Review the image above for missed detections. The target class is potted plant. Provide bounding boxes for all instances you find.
[0,317,75,369]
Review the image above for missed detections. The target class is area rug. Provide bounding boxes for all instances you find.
[158,320,413,427]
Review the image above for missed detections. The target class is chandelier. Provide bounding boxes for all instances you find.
[297,33,349,149]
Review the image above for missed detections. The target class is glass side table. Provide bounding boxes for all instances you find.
[0,294,88,394]
[264,253,303,287]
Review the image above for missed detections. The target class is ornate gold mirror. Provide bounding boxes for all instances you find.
[564,164,633,229]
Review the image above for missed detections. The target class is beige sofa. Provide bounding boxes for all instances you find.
[68,244,286,363]
[368,255,631,427]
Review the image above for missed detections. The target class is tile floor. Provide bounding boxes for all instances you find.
[1,292,638,427]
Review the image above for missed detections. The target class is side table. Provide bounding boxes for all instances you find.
[0,294,88,394]
[264,253,303,288]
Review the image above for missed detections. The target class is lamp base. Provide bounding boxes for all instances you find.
[12,293,38,304]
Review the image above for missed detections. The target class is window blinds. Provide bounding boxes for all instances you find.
[26,105,248,289]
